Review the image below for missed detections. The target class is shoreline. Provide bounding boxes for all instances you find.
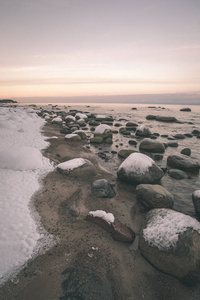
[0,107,200,299]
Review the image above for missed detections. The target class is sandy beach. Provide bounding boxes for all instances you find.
[0,115,200,300]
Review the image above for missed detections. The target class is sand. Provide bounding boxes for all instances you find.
[0,120,200,300]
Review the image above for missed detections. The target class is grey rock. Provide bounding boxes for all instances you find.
[168,169,187,179]
[93,179,116,198]
[139,138,165,153]
[136,184,174,209]
[136,125,151,137]
[156,116,177,122]
[167,155,200,173]
[181,148,191,156]
[118,149,138,158]
[192,190,200,218]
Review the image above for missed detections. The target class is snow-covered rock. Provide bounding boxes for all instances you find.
[65,133,81,141]
[93,124,112,143]
[75,112,88,120]
[139,208,200,284]
[65,115,76,123]
[57,158,95,177]
[51,116,62,124]
[0,146,43,170]
[136,184,174,209]
[73,130,87,139]
[117,153,164,184]
[136,125,151,137]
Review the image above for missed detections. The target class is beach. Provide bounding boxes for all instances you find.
[0,103,200,299]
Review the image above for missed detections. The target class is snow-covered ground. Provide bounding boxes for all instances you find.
[0,106,54,285]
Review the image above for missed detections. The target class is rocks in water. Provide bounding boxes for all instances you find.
[192,129,200,136]
[152,154,163,161]
[51,116,63,124]
[181,148,191,156]
[167,155,200,173]
[60,268,113,300]
[65,115,76,123]
[90,136,103,143]
[85,210,135,243]
[136,184,174,209]
[128,139,137,146]
[136,125,151,137]
[192,190,200,218]
[139,208,200,285]
[65,133,82,141]
[139,138,165,153]
[119,127,130,135]
[156,116,177,122]
[146,115,156,120]
[117,153,164,184]
[92,179,116,198]
[168,169,187,179]
[180,107,191,112]
[118,149,138,158]
[57,158,95,177]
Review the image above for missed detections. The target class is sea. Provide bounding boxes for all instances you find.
[20,102,200,218]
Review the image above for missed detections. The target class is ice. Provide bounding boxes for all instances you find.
[57,158,86,171]
[143,208,200,250]
[118,153,153,175]
[0,107,54,285]
[89,210,115,224]
[95,124,111,134]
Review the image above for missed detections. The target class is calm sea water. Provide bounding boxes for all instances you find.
[24,102,200,217]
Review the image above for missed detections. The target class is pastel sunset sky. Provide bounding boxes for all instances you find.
[0,0,200,103]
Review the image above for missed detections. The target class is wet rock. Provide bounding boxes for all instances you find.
[167,142,179,147]
[173,134,185,139]
[180,107,191,112]
[168,169,187,179]
[118,149,138,158]
[152,154,163,161]
[73,130,87,139]
[184,133,193,138]
[167,154,200,173]
[89,120,100,126]
[126,122,138,127]
[65,115,76,123]
[92,179,116,198]
[136,184,174,209]
[128,140,137,146]
[181,148,191,156]
[60,127,71,134]
[119,127,130,135]
[85,211,135,243]
[117,153,164,184]
[136,125,151,137]
[139,208,200,285]
[146,115,157,120]
[192,190,200,218]
[139,138,165,153]
[192,129,200,135]
[60,268,113,300]
[90,136,103,143]
[156,116,177,122]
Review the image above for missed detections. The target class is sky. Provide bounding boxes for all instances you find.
[0,0,200,103]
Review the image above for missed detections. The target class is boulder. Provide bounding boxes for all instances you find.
[51,116,62,124]
[173,134,185,139]
[65,115,76,123]
[60,268,113,300]
[57,158,95,177]
[167,142,179,147]
[90,136,103,144]
[146,115,157,120]
[139,138,165,153]
[65,133,81,141]
[192,190,200,218]
[94,124,112,141]
[73,130,87,139]
[92,179,116,198]
[136,184,174,209]
[85,210,135,243]
[167,155,200,173]
[136,125,151,137]
[128,140,137,146]
[156,116,177,122]
[118,149,138,158]
[117,153,164,184]
[168,169,187,179]
[180,107,191,112]
[139,208,200,284]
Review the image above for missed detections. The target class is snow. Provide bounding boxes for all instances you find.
[96,114,107,119]
[51,116,62,123]
[89,210,115,224]
[137,125,148,131]
[95,124,111,135]
[57,158,86,171]
[143,208,200,250]
[0,146,43,170]
[65,133,79,139]
[65,115,75,121]
[75,112,88,119]
[0,107,54,285]
[118,153,154,175]
[193,190,200,198]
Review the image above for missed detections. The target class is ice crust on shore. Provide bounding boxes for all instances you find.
[89,210,115,224]
[118,153,154,175]
[0,107,54,285]
[143,208,200,250]
[57,158,86,171]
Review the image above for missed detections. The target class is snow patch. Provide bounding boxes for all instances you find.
[118,153,153,175]
[95,124,111,135]
[89,210,115,224]
[143,208,200,250]
[57,158,86,171]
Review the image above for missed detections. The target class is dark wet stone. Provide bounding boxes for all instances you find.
[60,268,113,300]
[173,134,185,139]
[93,179,116,198]
[192,129,200,135]
[184,133,193,138]
[168,169,187,179]
[156,116,177,122]
[180,107,191,112]
[181,148,191,156]
[128,140,137,146]
[168,142,179,147]
[146,115,156,120]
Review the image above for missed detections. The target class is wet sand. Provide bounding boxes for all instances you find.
[0,120,200,299]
